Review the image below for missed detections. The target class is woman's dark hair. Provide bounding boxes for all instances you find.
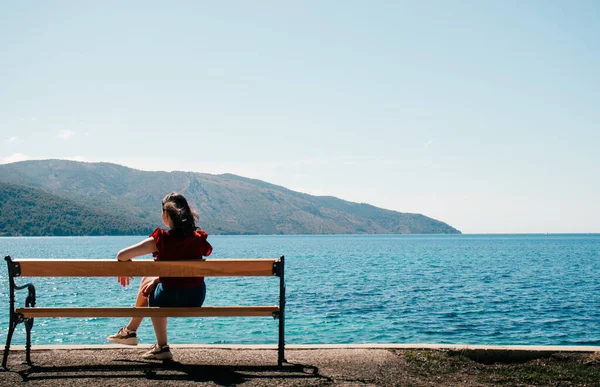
[162,192,199,235]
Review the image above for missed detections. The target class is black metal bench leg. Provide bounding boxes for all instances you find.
[278,318,285,367]
[2,320,17,369]
[277,255,286,367]
[25,318,34,365]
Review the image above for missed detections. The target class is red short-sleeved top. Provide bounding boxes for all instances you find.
[149,227,213,289]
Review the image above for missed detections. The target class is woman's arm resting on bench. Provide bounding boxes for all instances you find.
[117,237,157,261]
[117,237,158,286]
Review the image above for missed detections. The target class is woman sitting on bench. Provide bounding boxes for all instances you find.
[108,192,213,360]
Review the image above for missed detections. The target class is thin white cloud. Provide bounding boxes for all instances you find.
[1,153,30,164]
[57,130,75,139]
[424,139,434,149]
[6,136,19,144]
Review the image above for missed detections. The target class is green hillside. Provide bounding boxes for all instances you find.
[0,160,460,235]
[0,182,154,236]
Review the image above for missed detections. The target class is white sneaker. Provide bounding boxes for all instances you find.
[142,343,173,360]
[107,327,138,346]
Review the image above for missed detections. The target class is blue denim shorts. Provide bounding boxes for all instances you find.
[149,281,206,307]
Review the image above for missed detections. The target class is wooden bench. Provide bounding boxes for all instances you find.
[3,255,286,368]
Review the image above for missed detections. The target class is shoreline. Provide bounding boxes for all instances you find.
[2,233,600,237]
[6,343,600,352]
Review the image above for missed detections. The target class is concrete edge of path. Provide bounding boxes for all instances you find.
[6,343,600,352]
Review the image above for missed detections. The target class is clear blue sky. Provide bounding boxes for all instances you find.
[1,1,598,233]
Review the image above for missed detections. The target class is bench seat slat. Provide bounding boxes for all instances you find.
[17,306,280,318]
[15,259,278,277]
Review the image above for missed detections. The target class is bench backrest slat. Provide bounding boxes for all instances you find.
[17,306,279,318]
[14,259,277,277]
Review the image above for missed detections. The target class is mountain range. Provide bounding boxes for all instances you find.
[0,160,460,236]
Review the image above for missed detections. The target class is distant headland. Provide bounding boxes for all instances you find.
[0,159,460,236]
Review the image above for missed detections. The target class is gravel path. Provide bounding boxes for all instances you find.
[1,347,599,386]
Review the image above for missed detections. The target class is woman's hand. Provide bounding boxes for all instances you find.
[118,276,134,287]
[141,277,160,297]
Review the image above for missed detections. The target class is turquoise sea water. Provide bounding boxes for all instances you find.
[0,234,599,346]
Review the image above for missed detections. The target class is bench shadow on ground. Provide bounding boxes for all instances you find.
[12,360,325,385]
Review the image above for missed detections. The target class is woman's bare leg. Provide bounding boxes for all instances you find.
[151,317,168,346]
[124,276,153,331]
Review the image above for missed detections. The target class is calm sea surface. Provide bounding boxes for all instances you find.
[0,234,599,346]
